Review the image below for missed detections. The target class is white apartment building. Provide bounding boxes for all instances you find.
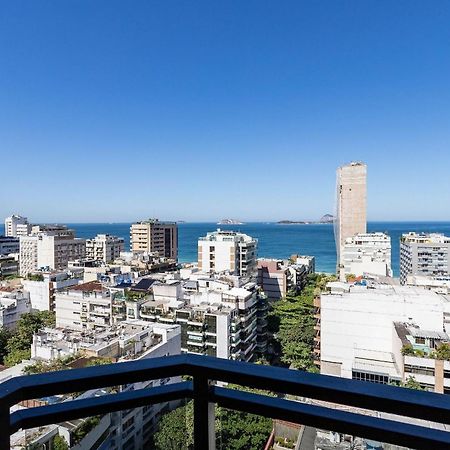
[24,321,181,450]
[0,290,31,329]
[137,276,267,360]
[334,162,367,278]
[198,229,257,276]
[4,215,31,237]
[19,226,85,276]
[85,234,124,263]
[317,280,450,391]
[400,232,450,284]
[342,232,392,277]
[22,269,83,311]
[55,281,112,331]
[0,236,19,256]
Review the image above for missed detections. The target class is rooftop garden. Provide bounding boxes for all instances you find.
[401,343,450,360]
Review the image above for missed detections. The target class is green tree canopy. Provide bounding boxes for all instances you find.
[4,311,55,366]
[153,388,272,450]
[52,434,69,450]
[434,343,450,360]
[268,273,336,371]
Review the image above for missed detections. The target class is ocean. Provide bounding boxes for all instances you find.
[3,222,450,276]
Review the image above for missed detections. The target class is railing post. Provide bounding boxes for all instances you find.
[0,405,10,450]
[193,374,215,450]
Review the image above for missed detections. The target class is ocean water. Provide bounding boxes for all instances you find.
[3,222,450,276]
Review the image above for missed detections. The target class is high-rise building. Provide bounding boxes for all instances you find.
[335,162,367,277]
[19,226,85,275]
[400,232,450,285]
[4,214,31,237]
[342,232,392,277]
[86,234,124,263]
[130,219,178,260]
[198,229,257,276]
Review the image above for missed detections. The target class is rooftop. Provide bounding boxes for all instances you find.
[68,281,104,293]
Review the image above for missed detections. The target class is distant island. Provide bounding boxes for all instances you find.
[277,214,334,225]
[217,219,244,225]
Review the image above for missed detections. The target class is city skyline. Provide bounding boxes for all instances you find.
[1,1,450,222]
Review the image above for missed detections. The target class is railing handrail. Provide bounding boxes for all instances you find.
[1,354,450,449]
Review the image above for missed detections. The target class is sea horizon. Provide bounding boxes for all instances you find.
[3,220,450,276]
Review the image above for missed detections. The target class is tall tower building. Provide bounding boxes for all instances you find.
[130,219,178,260]
[335,162,367,277]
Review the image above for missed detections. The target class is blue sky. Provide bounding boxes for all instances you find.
[1,1,450,222]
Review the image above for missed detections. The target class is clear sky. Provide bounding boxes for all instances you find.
[1,1,450,222]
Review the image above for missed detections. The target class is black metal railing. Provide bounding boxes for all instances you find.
[1,354,450,449]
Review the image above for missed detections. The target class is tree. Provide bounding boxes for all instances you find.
[0,327,12,364]
[153,388,273,450]
[402,376,423,390]
[434,343,450,360]
[401,344,415,356]
[267,274,336,371]
[153,402,194,450]
[4,311,55,367]
[52,434,69,450]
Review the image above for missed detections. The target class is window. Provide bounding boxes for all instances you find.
[404,364,435,377]
[352,370,389,384]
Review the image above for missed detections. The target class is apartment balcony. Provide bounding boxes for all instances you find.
[2,355,450,449]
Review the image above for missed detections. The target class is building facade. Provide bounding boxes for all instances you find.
[27,321,181,450]
[130,219,178,260]
[22,269,83,311]
[198,229,257,276]
[0,236,20,256]
[400,232,450,285]
[19,226,85,276]
[0,290,31,329]
[4,215,30,237]
[55,281,112,331]
[316,280,450,392]
[257,256,315,299]
[85,234,124,263]
[342,232,392,277]
[334,162,367,277]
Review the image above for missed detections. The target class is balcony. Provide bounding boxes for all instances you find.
[1,354,450,450]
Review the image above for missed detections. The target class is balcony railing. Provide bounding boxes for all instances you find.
[1,354,450,449]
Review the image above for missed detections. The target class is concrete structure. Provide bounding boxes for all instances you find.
[257,256,315,299]
[137,278,266,361]
[342,232,392,277]
[19,226,85,276]
[317,279,450,392]
[27,321,181,450]
[130,219,178,260]
[55,281,112,331]
[0,236,20,256]
[406,275,450,294]
[400,232,450,284]
[85,234,124,263]
[22,269,83,311]
[198,229,257,276]
[335,162,367,277]
[4,215,30,237]
[0,289,31,329]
